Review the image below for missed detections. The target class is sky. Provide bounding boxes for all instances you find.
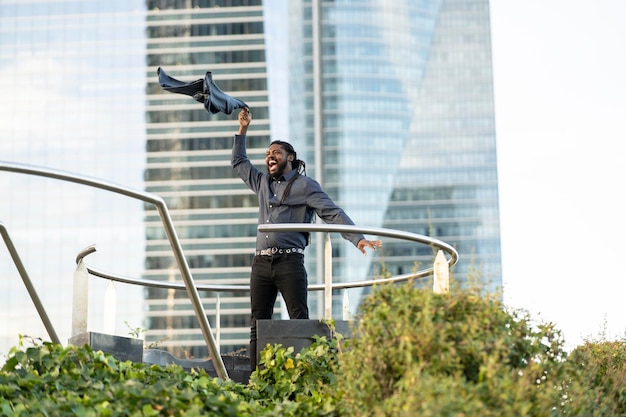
[490,0,626,348]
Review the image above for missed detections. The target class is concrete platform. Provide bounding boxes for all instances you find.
[67,321,351,385]
[143,349,251,384]
[68,331,143,363]
[256,319,351,365]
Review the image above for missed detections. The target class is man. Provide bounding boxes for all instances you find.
[232,108,382,370]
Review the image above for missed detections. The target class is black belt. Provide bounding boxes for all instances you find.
[256,247,305,256]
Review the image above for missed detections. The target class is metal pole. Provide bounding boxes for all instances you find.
[0,222,60,345]
[155,203,228,380]
[216,293,221,355]
[312,0,323,184]
[324,232,332,319]
[312,0,326,319]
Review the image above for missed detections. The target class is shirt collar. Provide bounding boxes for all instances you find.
[272,169,298,182]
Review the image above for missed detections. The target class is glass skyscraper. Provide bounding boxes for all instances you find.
[142,0,271,357]
[287,0,501,311]
[141,0,501,357]
[0,0,501,359]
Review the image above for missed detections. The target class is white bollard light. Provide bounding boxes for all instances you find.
[72,259,89,336]
[103,280,116,335]
[342,290,352,320]
[433,250,450,294]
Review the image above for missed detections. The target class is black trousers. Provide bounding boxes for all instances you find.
[249,253,309,371]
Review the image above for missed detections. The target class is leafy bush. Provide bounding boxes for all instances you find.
[0,341,250,416]
[246,335,340,416]
[1,284,625,416]
[561,337,626,416]
[335,282,569,416]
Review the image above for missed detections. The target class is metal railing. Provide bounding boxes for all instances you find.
[0,161,227,380]
[83,224,458,296]
[1,160,459,381]
[1,222,61,345]
[259,224,458,319]
[79,225,458,353]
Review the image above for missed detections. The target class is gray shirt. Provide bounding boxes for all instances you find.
[231,135,365,251]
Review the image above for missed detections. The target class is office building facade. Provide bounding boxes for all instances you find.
[142,0,271,357]
[287,0,502,310]
[142,0,502,356]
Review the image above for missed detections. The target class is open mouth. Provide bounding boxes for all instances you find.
[268,159,278,171]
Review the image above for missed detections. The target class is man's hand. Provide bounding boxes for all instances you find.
[357,239,383,255]
[238,107,252,135]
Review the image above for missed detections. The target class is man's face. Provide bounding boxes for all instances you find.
[265,143,291,177]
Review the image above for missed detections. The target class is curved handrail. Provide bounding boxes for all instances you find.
[86,262,252,292]
[85,261,438,292]
[259,223,459,268]
[76,244,97,264]
[83,223,458,292]
[0,161,228,380]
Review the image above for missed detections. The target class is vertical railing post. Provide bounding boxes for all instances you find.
[324,232,332,319]
[216,293,221,355]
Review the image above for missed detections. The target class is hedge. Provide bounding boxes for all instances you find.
[1,283,624,416]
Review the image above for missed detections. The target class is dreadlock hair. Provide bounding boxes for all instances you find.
[271,140,307,176]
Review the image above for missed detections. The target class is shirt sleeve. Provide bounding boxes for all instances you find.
[304,178,365,247]
[231,134,263,193]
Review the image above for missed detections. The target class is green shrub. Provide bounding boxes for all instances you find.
[0,335,340,417]
[335,282,569,416]
[0,341,250,416]
[561,337,626,416]
[246,335,340,416]
[2,284,625,416]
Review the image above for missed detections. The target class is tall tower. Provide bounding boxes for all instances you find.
[143,0,270,357]
[287,0,502,311]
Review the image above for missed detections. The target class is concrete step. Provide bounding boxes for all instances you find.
[143,348,251,384]
[69,321,351,385]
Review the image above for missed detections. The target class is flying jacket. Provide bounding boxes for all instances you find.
[157,67,248,115]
